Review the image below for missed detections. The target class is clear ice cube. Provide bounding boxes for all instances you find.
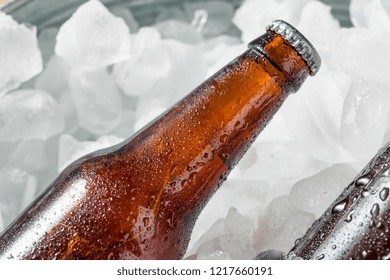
[55,0,131,70]
[289,164,357,217]
[341,79,390,162]
[194,207,256,259]
[350,0,390,33]
[34,55,70,99]
[0,11,43,96]
[8,139,48,172]
[255,196,315,253]
[0,89,65,142]
[69,69,123,135]
[188,179,269,256]
[113,27,171,96]
[281,72,354,163]
[0,167,37,228]
[333,28,390,84]
[233,0,310,43]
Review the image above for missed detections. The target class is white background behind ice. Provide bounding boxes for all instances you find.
[1,0,390,259]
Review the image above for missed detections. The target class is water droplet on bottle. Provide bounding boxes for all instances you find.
[186,165,193,172]
[219,134,228,143]
[361,251,368,259]
[331,245,337,250]
[380,187,389,201]
[142,217,149,227]
[345,210,354,223]
[382,252,390,260]
[332,198,347,214]
[356,177,370,187]
[362,190,370,197]
[7,254,14,259]
[315,254,325,260]
[370,203,380,218]
[181,179,190,188]
[221,153,229,159]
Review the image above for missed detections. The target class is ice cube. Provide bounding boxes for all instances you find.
[241,140,327,184]
[255,196,315,253]
[203,43,245,77]
[109,6,139,33]
[281,71,354,163]
[58,91,79,134]
[194,208,256,259]
[0,11,43,96]
[383,0,390,13]
[34,55,70,99]
[289,164,357,217]
[8,139,48,172]
[58,134,124,173]
[341,79,390,162]
[113,27,171,96]
[38,27,59,64]
[297,1,340,52]
[200,35,242,72]
[55,0,131,70]
[196,240,232,260]
[200,35,241,54]
[187,179,269,256]
[0,89,65,142]
[155,20,202,44]
[184,1,235,37]
[256,112,294,141]
[150,39,207,104]
[0,167,37,228]
[350,0,390,33]
[69,69,123,135]
[233,0,310,43]
[333,28,390,84]
[110,109,136,138]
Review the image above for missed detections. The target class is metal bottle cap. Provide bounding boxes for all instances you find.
[267,20,321,76]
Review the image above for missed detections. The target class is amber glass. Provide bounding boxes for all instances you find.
[0,31,311,260]
[290,143,390,260]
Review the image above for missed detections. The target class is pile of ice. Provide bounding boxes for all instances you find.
[0,0,390,259]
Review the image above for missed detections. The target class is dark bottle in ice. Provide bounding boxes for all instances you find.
[290,142,390,260]
[0,20,320,260]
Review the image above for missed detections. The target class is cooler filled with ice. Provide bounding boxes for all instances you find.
[1,0,390,259]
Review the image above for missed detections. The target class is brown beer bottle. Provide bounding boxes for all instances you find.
[290,142,390,260]
[0,20,320,260]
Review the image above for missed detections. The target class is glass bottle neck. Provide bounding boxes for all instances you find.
[248,32,311,92]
